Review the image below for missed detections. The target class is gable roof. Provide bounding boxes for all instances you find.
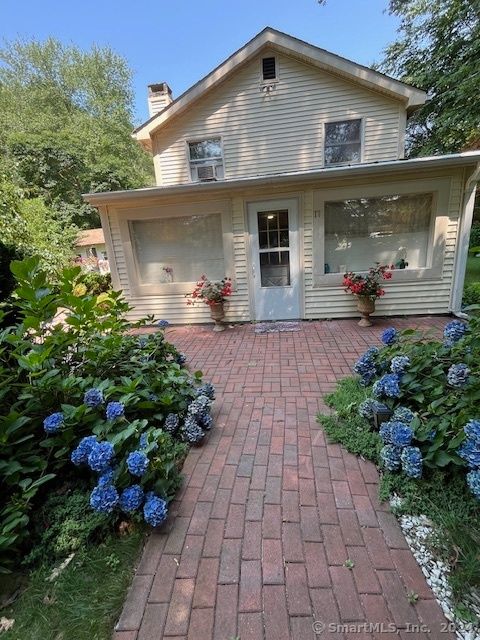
[133,27,427,147]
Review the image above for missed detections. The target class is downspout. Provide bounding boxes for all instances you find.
[450,163,480,316]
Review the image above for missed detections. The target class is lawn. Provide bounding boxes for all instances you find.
[464,255,480,287]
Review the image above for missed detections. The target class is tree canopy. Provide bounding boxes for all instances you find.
[378,0,480,156]
[0,38,153,230]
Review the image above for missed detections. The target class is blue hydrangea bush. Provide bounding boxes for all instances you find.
[352,318,480,499]
[0,257,216,571]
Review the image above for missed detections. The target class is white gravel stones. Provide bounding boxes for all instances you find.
[397,514,480,639]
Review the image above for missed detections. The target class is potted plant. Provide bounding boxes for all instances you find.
[343,265,392,327]
[187,275,233,331]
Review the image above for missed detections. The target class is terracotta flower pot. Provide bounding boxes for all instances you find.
[210,301,226,332]
[356,296,375,327]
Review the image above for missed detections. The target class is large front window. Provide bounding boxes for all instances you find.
[130,213,225,285]
[324,193,433,274]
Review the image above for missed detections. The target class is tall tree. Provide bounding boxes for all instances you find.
[0,38,154,228]
[378,0,480,156]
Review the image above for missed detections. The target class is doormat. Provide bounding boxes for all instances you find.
[254,321,301,334]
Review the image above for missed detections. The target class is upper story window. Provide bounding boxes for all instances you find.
[324,119,362,167]
[262,57,277,81]
[188,138,224,182]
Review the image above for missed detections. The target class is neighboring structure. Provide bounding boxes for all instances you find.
[75,228,110,274]
[85,27,480,323]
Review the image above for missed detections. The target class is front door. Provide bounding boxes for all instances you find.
[248,199,301,321]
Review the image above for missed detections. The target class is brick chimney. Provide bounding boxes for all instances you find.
[147,83,173,117]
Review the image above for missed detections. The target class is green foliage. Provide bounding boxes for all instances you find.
[469,223,480,249]
[81,271,112,296]
[379,0,480,155]
[0,257,203,572]
[0,37,153,229]
[463,282,480,306]
[2,530,143,640]
[24,490,111,567]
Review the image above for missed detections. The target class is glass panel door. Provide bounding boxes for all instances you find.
[257,210,290,287]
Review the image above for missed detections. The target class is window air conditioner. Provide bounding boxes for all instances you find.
[197,164,218,182]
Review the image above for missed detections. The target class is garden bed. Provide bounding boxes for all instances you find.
[318,317,480,636]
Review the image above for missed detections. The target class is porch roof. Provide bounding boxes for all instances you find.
[84,151,480,207]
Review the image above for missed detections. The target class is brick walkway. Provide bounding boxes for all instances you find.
[114,317,454,640]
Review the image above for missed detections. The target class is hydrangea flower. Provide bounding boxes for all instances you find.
[466,470,480,500]
[106,401,125,421]
[176,353,187,366]
[392,406,415,425]
[119,485,144,512]
[127,450,149,476]
[182,415,205,444]
[380,445,402,471]
[447,363,470,387]
[139,433,148,449]
[164,413,180,434]
[390,422,413,447]
[443,320,467,346]
[43,412,64,435]
[353,350,378,385]
[198,412,213,430]
[381,327,397,345]
[90,484,119,513]
[148,393,159,402]
[137,336,148,348]
[372,374,401,399]
[157,319,169,329]
[401,446,422,479]
[188,395,211,416]
[83,388,104,408]
[464,420,480,442]
[98,468,115,486]
[143,492,168,526]
[458,438,480,469]
[71,435,98,466]
[390,355,410,375]
[88,441,115,472]
[358,398,388,420]
[380,421,394,444]
[197,382,215,400]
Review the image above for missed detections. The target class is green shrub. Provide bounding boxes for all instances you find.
[469,222,480,248]
[463,282,480,306]
[81,271,112,295]
[0,256,212,572]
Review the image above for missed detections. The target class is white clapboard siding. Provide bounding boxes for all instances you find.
[302,173,463,318]
[104,169,465,323]
[153,50,403,186]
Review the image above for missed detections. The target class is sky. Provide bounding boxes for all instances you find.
[0,0,400,125]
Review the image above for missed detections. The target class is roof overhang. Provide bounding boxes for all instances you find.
[133,27,427,148]
[84,152,480,207]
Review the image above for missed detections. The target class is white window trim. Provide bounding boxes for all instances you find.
[185,136,225,182]
[323,117,363,168]
[117,200,234,297]
[312,178,450,287]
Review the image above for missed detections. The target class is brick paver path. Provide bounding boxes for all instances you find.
[114,317,454,640]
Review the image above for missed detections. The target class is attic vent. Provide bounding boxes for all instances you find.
[262,57,276,80]
[197,164,217,182]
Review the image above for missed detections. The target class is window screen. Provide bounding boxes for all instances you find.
[130,214,225,284]
[323,193,433,273]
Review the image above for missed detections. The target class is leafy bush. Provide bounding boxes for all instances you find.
[469,222,480,248]
[81,271,112,295]
[0,257,214,572]
[350,319,480,492]
[463,282,480,306]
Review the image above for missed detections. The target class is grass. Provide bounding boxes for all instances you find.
[464,255,480,287]
[318,377,480,606]
[2,531,144,640]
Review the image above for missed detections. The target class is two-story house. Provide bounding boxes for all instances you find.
[85,28,480,323]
